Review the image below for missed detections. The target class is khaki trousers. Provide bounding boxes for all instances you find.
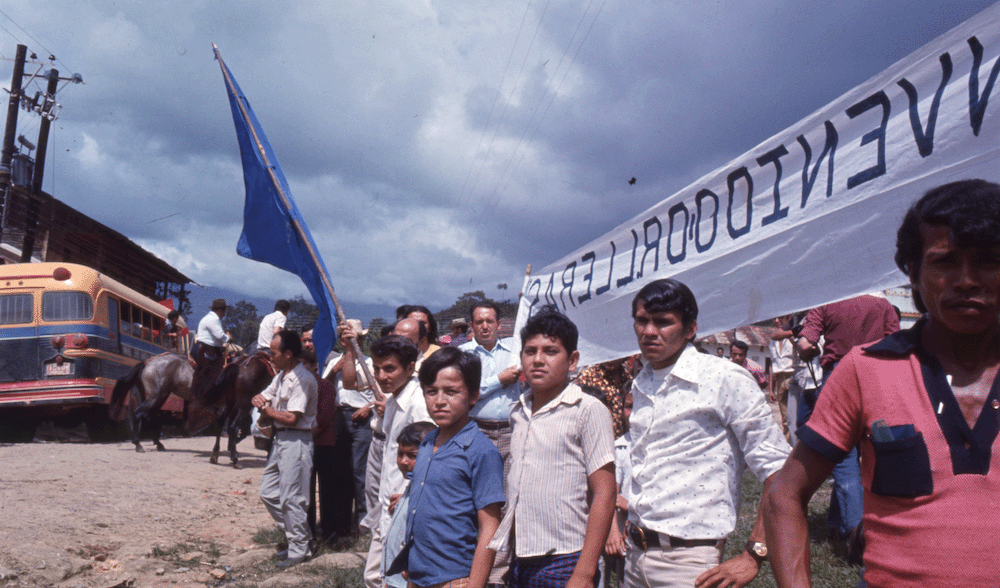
[624,543,722,588]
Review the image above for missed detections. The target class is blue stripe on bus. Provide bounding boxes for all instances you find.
[1,324,172,357]
[37,324,109,336]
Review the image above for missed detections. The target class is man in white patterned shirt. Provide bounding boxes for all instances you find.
[625,279,790,588]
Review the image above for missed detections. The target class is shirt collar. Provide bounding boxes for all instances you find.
[422,419,478,450]
[667,343,707,384]
[516,381,583,414]
[472,337,513,354]
[862,319,923,357]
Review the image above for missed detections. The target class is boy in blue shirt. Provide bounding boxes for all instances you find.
[402,347,505,588]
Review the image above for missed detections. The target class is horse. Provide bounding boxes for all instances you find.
[109,353,194,453]
[197,351,275,468]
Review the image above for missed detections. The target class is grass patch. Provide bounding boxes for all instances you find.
[235,477,858,588]
[725,472,861,587]
[252,526,287,546]
[150,540,225,565]
[324,531,371,554]
[72,543,121,560]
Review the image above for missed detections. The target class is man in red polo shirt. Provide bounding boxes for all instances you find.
[765,179,1000,587]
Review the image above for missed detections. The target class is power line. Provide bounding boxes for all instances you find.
[487,0,611,223]
[0,8,74,75]
[455,0,535,212]
[475,0,602,232]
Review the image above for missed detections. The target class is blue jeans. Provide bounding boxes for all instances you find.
[798,364,863,540]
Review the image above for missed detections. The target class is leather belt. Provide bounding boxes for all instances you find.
[626,523,719,551]
[474,418,510,430]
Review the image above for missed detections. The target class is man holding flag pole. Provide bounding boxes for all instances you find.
[213,44,386,560]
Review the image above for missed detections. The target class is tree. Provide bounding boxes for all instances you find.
[285,295,320,334]
[223,300,260,348]
[331,316,387,356]
[435,291,518,325]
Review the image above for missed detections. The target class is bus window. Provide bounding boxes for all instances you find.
[42,291,94,321]
[140,309,153,342]
[119,302,131,335]
[154,317,165,346]
[0,293,33,324]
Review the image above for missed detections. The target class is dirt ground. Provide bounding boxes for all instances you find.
[0,426,362,588]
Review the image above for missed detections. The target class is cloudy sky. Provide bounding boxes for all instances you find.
[1,0,996,322]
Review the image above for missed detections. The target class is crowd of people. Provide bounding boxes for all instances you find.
[194,179,1000,588]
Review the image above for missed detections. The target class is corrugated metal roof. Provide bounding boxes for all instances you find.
[697,324,776,348]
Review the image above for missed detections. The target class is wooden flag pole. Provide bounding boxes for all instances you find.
[518,264,532,302]
[214,45,384,401]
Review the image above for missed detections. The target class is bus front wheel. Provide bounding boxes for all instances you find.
[86,409,128,443]
[0,418,37,443]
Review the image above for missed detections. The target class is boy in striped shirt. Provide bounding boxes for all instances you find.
[490,308,616,588]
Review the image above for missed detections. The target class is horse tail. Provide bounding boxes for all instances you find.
[110,360,146,416]
[196,360,239,409]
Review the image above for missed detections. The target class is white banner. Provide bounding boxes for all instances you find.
[515,3,1000,367]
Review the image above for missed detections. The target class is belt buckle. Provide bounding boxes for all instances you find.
[627,522,647,551]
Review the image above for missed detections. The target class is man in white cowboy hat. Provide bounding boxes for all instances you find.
[448,317,470,347]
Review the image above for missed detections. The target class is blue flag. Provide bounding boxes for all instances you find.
[216,48,338,364]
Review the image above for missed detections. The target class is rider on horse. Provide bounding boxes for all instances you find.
[190,299,231,398]
[246,299,291,356]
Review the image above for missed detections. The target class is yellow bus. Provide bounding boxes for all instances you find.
[0,262,190,442]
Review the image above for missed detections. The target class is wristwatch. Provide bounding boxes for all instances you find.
[744,540,768,563]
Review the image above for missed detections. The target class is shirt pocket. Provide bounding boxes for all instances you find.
[870,429,933,498]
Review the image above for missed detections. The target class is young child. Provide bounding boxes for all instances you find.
[604,391,633,587]
[400,346,505,588]
[490,307,616,588]
[383,421,437,588]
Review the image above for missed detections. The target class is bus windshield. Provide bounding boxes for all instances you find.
[42,291,94,321]
[0,293,33,324]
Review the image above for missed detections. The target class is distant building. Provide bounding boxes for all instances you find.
[884,286,920,330]
[0,183,191,308]
[697,325,774,369]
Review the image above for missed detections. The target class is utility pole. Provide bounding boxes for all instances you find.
[0,44,27,252]
[20,67,58,262]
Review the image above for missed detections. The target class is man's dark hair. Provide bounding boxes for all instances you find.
[730,340,749,352]
[520,306,578,353]
[397,421,436,447]
[396,305,414,321]
[274,329,303,357]
[371,334,419,367]
[275,299,291,313]
[414,320,429,341]
[418,346,482,399]
[469,300,501,321]
[381,322,396,337]
[631,279,699,328]
[167,310,179,321]
[407,305,439,344]
[895,179,1000,313]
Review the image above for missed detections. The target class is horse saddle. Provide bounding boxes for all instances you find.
[250,350,277,378]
